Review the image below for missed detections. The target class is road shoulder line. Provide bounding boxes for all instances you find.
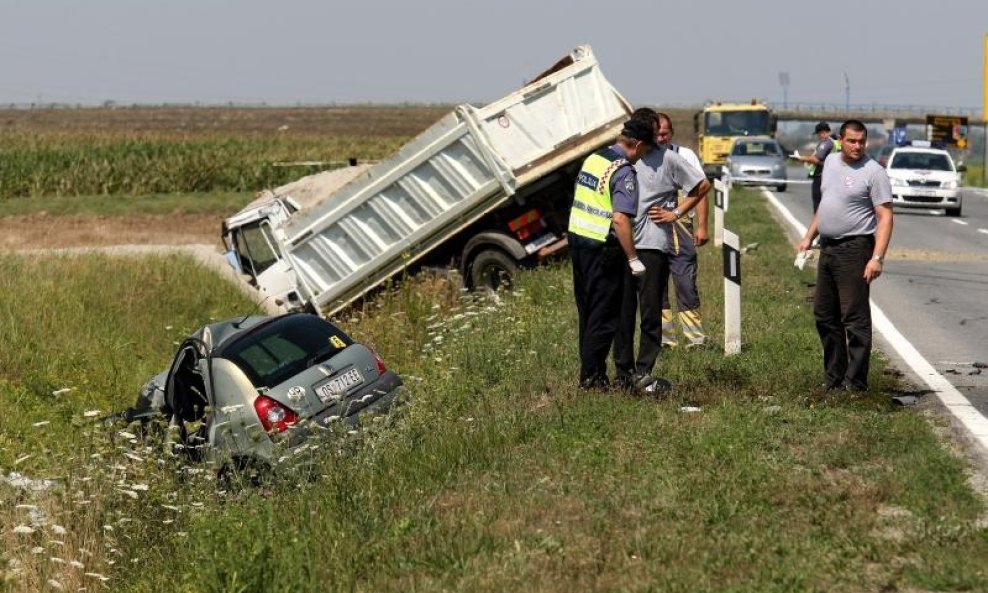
[759,187,988,455]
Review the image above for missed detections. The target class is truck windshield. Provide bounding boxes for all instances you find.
[234,222,279,278]
[705,111,770,137]
[889,152,953,171]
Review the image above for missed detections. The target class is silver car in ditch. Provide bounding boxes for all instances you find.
[125,313,403,471]
[725,136,788,191]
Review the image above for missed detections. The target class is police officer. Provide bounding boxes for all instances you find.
[612,110,708,392]
[569,119,654,390]
[798,122,840,213]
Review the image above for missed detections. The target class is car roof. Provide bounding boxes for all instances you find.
[210,313,344,358]
[889,147,950,155]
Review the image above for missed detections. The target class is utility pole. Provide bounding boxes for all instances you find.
[843,72,850,112]
[983,33,987,187]
[778,71,790,109]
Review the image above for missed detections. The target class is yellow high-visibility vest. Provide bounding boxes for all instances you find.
[568,149,628,242]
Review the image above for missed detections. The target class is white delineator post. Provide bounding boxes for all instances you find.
[713,175,730,247]
[723,229,741,355]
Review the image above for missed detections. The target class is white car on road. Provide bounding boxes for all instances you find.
[886,145,964,216]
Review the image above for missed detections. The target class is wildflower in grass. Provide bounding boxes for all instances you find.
[85,573,109,582]
[49,557,64,564]
[46,578,63,590]
[13,525,35,534]
[69,561,84,569]
[32,420,51,428]
[31,547,44,554]
[83,410,101,418]
[51,388,72,396]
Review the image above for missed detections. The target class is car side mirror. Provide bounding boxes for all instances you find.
[956,164,967,173]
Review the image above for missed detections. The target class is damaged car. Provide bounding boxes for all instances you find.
[125,312,403,471]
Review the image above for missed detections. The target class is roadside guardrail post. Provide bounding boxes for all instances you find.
[723,229,741,355]
[713,176,729,247]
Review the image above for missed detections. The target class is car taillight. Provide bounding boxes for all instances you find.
[254,395,300,433]
[373,351,388,375]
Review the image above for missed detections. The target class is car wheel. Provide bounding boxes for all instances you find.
[469,249,518,291]
[776,184,787,192]
[945,206,962,217]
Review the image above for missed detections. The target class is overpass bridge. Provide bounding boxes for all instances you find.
[769,102,985,126]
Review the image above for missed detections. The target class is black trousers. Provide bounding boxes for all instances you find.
[613,249,671,380]
[571,240,627,385]
[811,175,823,213]
[814,235,874,390]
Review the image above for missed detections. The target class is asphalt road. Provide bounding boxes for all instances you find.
[767,165,988,417]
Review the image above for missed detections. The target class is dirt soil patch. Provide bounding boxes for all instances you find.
[0,213,221,250]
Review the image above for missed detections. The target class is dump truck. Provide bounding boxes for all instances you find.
[221,45,632,316]
[693,100,777,178]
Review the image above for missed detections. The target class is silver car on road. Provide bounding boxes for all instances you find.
[725,136,788,192]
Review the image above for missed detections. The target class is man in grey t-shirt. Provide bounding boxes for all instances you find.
[613,108,707,391]
[797,119,894,392]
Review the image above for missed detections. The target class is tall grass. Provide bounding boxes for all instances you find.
[2,191,986,592]
[0,132,405,199]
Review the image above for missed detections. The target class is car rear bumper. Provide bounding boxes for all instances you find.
[892,189,961,208]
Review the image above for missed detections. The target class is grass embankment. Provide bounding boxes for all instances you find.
[963,164,986,188]
[2,190,987,592]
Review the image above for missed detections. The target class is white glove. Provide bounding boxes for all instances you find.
[628,257,646,277]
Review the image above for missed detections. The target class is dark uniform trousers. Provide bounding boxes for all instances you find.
[571,237,627,387]
[811,174,823,213]
[613,249,670,381]
[570,238,628,387]
[814,234,874,390]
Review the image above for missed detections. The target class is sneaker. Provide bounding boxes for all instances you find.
[643,377,673,394]
[579,375,610,391]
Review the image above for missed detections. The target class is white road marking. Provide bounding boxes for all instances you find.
[952,219,969,226]
[760,187,988,454]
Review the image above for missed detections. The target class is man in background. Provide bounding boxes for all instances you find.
[654,112,710,349]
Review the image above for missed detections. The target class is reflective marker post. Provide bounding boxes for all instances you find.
[713,175,730,247]
[723,229,741,355]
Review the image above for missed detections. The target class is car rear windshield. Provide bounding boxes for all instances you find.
[218,315,353,388]
[890,152,953,171]
[732,141,780,156]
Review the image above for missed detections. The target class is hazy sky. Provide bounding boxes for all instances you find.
[1,0,986,110]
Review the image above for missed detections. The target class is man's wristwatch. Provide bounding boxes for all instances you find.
[871,255,884,264]
[672,208,682,219]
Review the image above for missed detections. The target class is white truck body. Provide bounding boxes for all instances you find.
[222,45,631,315]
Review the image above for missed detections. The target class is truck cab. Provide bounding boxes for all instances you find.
[694,100,777,178]
[222,197,306,310]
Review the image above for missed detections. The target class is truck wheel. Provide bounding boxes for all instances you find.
[945,205,962,217]
[470,249,518,291]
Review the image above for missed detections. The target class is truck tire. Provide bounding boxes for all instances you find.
[776,183,787,192]
[945,205,962,217]
[470,249,518,291]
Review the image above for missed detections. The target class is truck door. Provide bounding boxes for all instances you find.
[232,220,298,305]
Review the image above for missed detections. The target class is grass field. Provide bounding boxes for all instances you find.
[0,106,698,203]
[2,189,985,592]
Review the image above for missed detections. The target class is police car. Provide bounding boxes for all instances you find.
[885,142,964,216]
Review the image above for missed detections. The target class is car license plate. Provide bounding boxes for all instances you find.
[910,189,937,197]
[524,232,558,255]
[316,368,363,402]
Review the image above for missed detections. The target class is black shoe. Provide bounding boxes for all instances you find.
[579,375,610,391]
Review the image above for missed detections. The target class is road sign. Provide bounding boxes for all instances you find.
[926,115,969,147]
[723,229,741,356]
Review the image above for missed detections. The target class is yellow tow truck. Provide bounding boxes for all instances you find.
[694,100,777,178]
